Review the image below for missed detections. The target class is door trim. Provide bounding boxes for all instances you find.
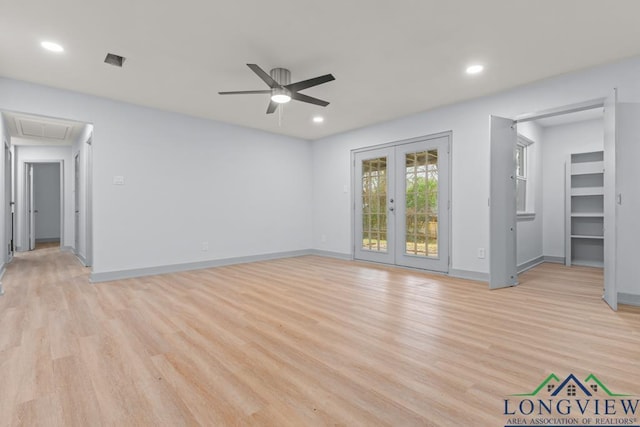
[73,151,80,255]
[351,131,452,273]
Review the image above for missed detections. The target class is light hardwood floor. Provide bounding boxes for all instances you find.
[1,248,639,426]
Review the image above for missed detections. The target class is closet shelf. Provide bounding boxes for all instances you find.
[571,187,604,196]
[571,234,604,240]
[571,161,604,175]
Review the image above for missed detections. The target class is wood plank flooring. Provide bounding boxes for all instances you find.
[1,247,639,426]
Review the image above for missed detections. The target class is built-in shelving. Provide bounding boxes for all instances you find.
[571,161,604,175]
[571,187,604,196]
[570,213,604,218]
[571,235,604,240]
[566,151,604,268]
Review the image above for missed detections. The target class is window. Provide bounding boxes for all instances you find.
[516,143,527,212]
[567,384,576,396]
[516,135,534,218]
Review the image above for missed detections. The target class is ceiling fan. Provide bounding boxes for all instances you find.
[219,64,335,114]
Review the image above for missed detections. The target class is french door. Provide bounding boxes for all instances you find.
[354,135,450,272]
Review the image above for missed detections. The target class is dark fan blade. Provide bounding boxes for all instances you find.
[290,92,330,107]
[285,74,335,92]
[218,90,272,95]
[247,64,280,89]
[266,100,278,114]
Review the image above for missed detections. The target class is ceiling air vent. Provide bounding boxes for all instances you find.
[104,53,125,67]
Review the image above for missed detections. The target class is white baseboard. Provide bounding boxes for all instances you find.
[449,269,489,283]
[307,249,353,260]
[618,293,640,307]
[543,256,565,264]
[518,256,545,274]
[35,238,61,243]
[90,249,315,283]
[0,263,5,296]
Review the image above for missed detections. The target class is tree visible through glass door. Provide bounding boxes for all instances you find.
[361,156,388,252]
[404,149,438,257]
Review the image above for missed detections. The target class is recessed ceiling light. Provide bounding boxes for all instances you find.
[312,116,324,123]
[41,41,64,53]
[466,64,484,75]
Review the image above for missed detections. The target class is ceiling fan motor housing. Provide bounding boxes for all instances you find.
[270,68,291,98]
[270,68,291,85]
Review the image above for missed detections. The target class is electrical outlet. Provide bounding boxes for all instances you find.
[477,248,486,259]
[202,241,209,251]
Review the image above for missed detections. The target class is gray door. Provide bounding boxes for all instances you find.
[602,90,617,311]
[489,116,518,289]
[354,135,450,272]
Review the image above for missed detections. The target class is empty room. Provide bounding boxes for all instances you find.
[1,1,639,426]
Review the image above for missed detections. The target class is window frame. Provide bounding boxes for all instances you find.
[516,135,535,219]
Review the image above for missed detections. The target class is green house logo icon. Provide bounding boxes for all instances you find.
[512,373,631,397]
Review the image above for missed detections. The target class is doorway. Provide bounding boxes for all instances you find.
[1,110,94,269]
[489,95,617,310]
[25,162,63,250]
[353,133,450,272]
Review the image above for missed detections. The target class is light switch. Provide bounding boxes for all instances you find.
[113,176,125,185]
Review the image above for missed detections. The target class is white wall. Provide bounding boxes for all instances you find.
[311,56,640,280]
[541,119,603,259]
[14,145,73,249]
[515,121,543,267]
[33,163,61,240]
[0,79,313,276]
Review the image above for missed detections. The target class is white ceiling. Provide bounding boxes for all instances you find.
[1,0,639,140]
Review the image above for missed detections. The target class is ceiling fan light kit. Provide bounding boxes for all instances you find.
[219,64,335,114]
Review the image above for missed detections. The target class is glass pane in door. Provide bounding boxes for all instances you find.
[361,157,387,252]
[404,150,438,257]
